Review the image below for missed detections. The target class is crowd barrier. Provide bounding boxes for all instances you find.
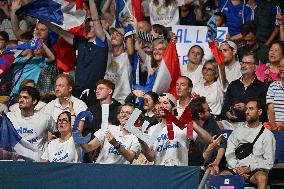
[0,161,201,189]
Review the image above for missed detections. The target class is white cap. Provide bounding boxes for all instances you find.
[219,41,238,53]
[159,93,177,106]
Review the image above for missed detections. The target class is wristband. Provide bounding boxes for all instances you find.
[114,143,121,150]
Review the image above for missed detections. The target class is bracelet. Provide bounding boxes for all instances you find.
[71,114,76,117]
[113,143,121,150]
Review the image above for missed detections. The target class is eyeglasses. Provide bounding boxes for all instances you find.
[202,67,215,72]
[58,119,69,125]
[240,61,255,65]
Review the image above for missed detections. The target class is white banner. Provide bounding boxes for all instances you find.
[172,25,228,67]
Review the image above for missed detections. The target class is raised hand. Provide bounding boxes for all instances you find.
[11,0,21,11]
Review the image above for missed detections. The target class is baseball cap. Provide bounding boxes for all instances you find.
[219,41,238,53]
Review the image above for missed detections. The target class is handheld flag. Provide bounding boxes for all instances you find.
[0,113,40,161]
[152,37,181,97]
[207,15,217,42]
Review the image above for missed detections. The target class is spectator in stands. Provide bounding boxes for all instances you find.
[193,59,226,118]
[179,4,197,26]
[220,53,268,130]
[41,110,82,163]
[148,0,195,27]
[42,0,108,98]
[238,22,269,64]
[10,0,59,98]
[180,45,205,86]
[83,79,120,137]
[140,93,212,166]
[218,0,254,41]
[9,34,55,100]
[278,12,284,41]
[266,58,284,130]
[0,0,28,40]
[256,41,283,84]
[104,27,134,103]
[82,103,141,164]
[142,91,159,126]
[176,76,193,117]
[254,0,280,46]
[219,41,242,84]
[42,74,87,132]
[215,12,227,27]
[134,38,169,92]
[0,30,9,53]
[7,86,56,161]
[189,97,226,175]
[9,79,46,112]
[221,99,276,189]
[82,79,120,163]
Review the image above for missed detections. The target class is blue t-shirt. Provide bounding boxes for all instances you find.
[219,0,254,36]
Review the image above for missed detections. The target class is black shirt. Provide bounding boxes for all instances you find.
[221,77,268,122]
[73,36,108,97]
[83,99,121,138]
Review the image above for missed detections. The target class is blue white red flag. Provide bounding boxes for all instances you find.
[16,0,86,72]
[0,113,40,161]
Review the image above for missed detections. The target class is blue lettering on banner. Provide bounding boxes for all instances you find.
[184,29,192,43]
[52,150,69,162]
[176,29,183,43]
[157,142,180,152]
[16,127,33,134]
[176,28,227,44]
[178,55,188,65]
[217,29,226,42]
[196,30,202,43]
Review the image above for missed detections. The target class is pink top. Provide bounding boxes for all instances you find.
[255,64,280,84]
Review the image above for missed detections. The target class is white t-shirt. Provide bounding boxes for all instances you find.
[42,95,87,121]
[41,137,82,163]
[7,111,57,160]
[225,61,242,84]
[149,0,185,27]
[104,52,132,103]
[149,124,195,166]
[193,79,224,115]
[180,63,204,86]
[94,125,141,164]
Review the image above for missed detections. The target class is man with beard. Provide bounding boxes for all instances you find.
[221,53,268,129]
[7,86,56,161]
[221,99,275,189]
[42,74,87,133]
[219,41,242,84]
[140,94,212,166]
[238,22,269,65]
[189,97,226,175]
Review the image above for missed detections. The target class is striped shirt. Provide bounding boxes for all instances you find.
[266,80,284,122]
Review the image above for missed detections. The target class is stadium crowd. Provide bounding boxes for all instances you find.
[0,0,284,188]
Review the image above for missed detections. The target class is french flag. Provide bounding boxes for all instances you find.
[152,38,181,97]
[116,0,144,27]
[0,113,40,161]
[16,0,86,72]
